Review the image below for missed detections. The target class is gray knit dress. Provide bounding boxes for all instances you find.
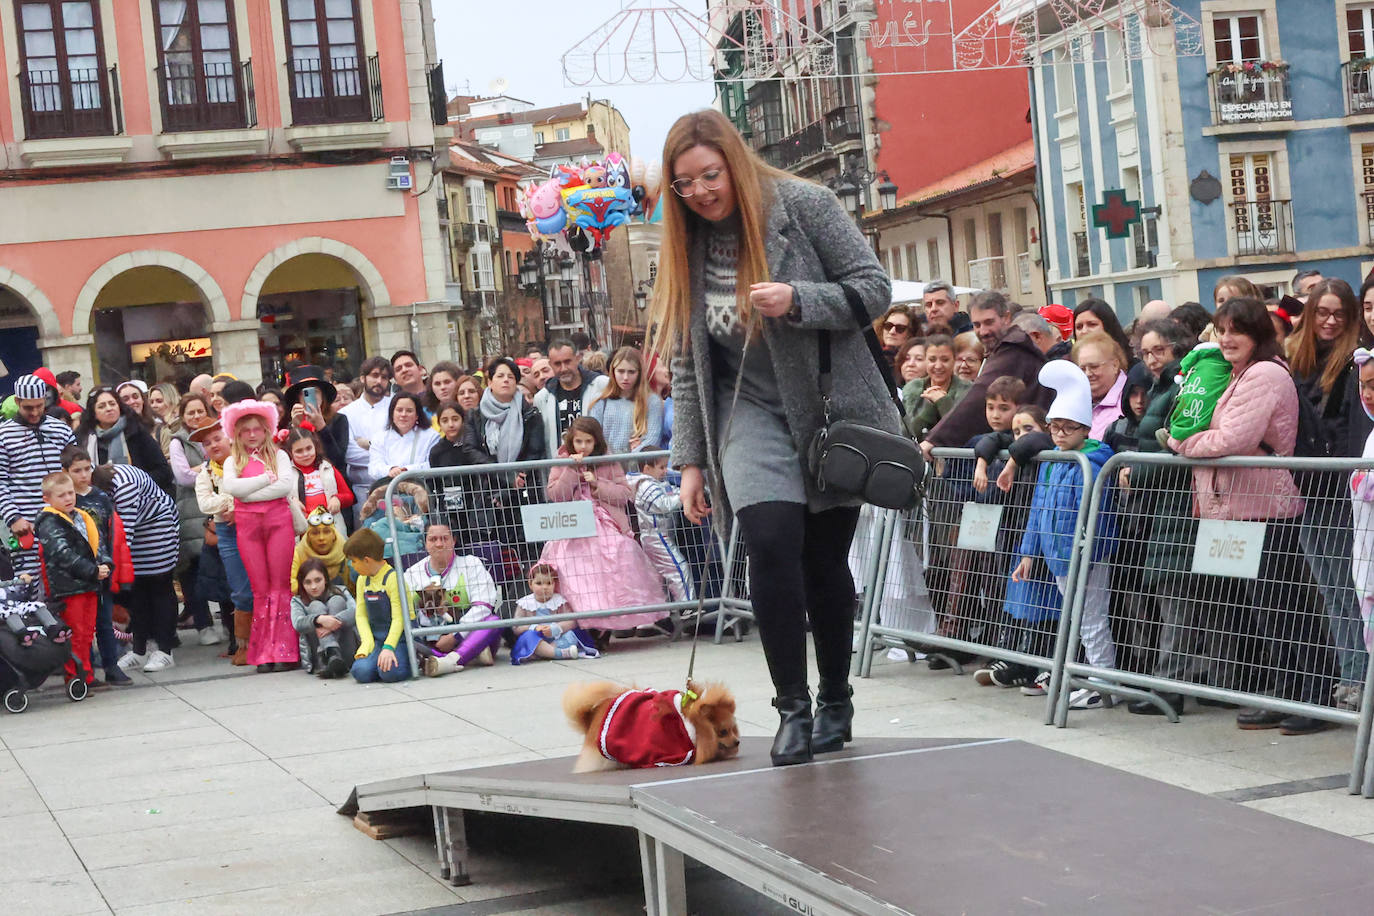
[705,228,807,510]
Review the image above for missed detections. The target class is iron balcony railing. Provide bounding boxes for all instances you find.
[1230,199,1294,256]
[967,256,1008,291]
[1209,65,1292,125]
[18,65,119,140]
[1345,59,1374,116]
[286,53,382,125]
[454,222,499,249]
[155,60,256,132]
[768,104,864,170]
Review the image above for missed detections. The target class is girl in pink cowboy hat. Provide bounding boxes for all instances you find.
[220,399,300,672]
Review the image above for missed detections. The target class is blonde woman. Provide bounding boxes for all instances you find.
[651,109,898,766]
[587,346,663,452]
[149,382,181,454]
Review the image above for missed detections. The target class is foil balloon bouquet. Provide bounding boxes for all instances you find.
[517,153,662,253]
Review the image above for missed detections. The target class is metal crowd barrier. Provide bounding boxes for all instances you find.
[1055,452,1374,796]
[377,451,739,679]
[855,448,1374,798]
[855,448,1093,724]
[711,519,753,643]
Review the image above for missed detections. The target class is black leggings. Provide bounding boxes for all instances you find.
[736,502,861,694]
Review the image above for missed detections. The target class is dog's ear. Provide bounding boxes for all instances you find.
[692,684,736,721]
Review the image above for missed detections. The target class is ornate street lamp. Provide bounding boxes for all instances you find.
[878,172,898,211]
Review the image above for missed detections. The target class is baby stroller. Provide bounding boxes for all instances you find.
[0,547,88,713]
[0,617,87,712]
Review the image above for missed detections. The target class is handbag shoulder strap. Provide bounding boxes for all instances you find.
[818,283,904,414]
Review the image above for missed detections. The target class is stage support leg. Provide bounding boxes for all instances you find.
[432,806,471,886]
[639,832,687,916]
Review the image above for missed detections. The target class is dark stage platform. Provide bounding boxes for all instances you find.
[350,737,1374,915]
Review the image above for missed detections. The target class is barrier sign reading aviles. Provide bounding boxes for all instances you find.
[1191,519,1266,579]
[956,503,1003,552]
[521,501,596,542]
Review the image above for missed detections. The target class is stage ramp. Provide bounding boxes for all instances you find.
[349,737,1374,915]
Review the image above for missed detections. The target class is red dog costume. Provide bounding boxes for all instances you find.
[597,688,696,767]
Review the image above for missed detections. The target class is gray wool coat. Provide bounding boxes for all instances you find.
[669,177,899,533]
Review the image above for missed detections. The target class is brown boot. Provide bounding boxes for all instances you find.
[232,610,252,666]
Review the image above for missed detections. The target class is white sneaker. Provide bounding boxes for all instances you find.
[1020,671,1050,696]
[116,651,147,671]
[142,650,175,672]
[197,627,222,647]
[1068,687,1104,709]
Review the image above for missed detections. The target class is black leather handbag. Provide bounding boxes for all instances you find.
[806,284,925,511]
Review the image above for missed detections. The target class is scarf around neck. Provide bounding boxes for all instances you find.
[92,416,128,466]
[479,388,525,463]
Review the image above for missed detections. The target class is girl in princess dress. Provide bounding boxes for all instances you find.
[538,418,667,639]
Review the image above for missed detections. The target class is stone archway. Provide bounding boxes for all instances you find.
[0,267,61,340]
[240,237,391,319]
[71,250,230,337]
[73,252,227,384]
[0,269,59,395]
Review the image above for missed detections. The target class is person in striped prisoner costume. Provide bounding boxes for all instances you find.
[93,463,182,672]
[0,375,77,577]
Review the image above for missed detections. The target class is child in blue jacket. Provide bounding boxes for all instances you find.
[1009,360,1117,708]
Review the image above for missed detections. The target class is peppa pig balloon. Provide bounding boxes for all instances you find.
[521,178,567,239]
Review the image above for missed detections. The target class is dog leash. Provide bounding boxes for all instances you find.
[681,317,755,710]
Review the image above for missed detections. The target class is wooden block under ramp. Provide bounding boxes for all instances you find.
[353,807,429,840]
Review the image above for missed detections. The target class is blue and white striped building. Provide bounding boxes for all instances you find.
[1031,0,1374,315]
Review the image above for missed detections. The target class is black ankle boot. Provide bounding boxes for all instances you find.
[770,690,813,767]
[811,681,854,754]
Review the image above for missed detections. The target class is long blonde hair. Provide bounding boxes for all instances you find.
[589,346,651,440]
[229,416,279,473]
[648,109,793,362]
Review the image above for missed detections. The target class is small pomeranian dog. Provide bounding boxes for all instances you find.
[562,680,741,773]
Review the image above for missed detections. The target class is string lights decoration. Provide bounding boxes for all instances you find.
[560,0,1203,88]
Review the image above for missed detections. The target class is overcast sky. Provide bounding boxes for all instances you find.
[432,0,716,162]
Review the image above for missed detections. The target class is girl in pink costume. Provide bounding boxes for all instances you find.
[221,400,300,672]
[539,417,667,632]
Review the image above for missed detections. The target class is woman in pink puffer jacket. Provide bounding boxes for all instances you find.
[1167,297,1336,735]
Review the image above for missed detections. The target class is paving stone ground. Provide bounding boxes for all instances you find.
[1,632,1369,914]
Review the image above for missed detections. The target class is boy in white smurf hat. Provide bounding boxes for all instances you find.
[1009,360,1118,710]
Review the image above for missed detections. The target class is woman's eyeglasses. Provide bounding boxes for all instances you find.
[882,321,910,334]
[671,169,725,198]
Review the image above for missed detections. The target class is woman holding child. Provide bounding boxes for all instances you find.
[1161,297,1336,735]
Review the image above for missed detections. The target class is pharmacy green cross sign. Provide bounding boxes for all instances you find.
[1091,189,1142,239]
